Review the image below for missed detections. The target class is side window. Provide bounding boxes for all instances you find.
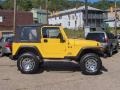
[20,27,38,41]
[42,27,61,38]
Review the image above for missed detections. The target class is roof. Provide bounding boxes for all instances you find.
[17,24,61,27]
[106,8,120,12]
[31,8,50,14]
[49,6,104,17]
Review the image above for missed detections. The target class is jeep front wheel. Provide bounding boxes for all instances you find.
[80,53,102,75]
[17,53,40,74]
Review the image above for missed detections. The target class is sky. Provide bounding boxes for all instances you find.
[70,0,118,3]
[0,0,118,3]
[69,0,98,3]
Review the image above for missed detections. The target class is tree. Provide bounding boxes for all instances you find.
[92,0,120,10]
[2,0,14,10]
[2,0,33,11]
[17,0,33,11]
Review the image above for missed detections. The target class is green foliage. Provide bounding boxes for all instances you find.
[2,0,14,9]
[92,0,120,10]
[17,0,33,11]
[2,0,33,11]
[64,28,84,38]
[1,0,85,11]
[1,0,120,11]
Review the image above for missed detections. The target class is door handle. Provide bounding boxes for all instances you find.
[44,39,48,43]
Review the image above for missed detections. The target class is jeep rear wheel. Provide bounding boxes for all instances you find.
[80,53,102,75]
[17,53,40,74]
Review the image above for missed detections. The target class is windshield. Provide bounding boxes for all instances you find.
[86,33,105,42]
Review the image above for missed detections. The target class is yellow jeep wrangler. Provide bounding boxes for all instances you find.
[11,24,104,75]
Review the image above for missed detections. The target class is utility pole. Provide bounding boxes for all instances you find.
[85,0,88,26]
[84,0,90,37]
[115,0,117,36]
[13,0,17,33]
[46,0,48,24]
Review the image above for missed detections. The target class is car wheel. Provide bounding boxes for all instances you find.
[108,47,113,57]
[80,53,102,75]
[0,48,3,57]
[115,44,119,53]
[17,53,40,74]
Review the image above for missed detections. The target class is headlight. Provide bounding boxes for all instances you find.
[97,42,101,47]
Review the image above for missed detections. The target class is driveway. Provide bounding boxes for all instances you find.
[0,52,120,90]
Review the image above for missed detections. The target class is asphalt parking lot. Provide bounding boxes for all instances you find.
[0,52,120,90]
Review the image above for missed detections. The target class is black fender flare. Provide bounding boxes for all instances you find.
[76,47,104,61]
[13,46,43,60]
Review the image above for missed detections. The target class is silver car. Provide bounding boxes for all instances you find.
[0,36,14,57]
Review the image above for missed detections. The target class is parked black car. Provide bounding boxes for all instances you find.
[86,31,119,57]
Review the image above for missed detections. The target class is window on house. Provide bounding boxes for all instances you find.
[75,20,77,26]
[59,16,62,19]
[55,16,57,20]
[68,14,70,20]
[68,21,70,26]
[0,16,3,22]
[75,13,77,17]
[72,15,75,20]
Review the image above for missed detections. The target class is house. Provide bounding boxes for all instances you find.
[0,10,33,37]
[49,6,106,30]
[31,8,49,24]
[104,8,120,28]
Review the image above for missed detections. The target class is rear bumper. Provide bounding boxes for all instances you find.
[3,47,11,54]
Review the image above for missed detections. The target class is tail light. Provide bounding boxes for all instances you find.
[5,43,11,48]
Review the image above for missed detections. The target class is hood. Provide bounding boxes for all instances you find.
[68,39,100,47]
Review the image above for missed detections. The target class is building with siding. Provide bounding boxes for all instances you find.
[104,8,120,28]
[31,8,49,24]
[49,6,106,30]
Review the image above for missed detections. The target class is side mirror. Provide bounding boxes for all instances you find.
[59,33,65,42]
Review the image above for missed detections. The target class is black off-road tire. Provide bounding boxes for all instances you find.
[17,53,40,74]
[80,53,102,75]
